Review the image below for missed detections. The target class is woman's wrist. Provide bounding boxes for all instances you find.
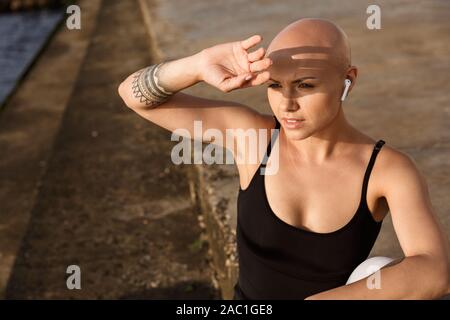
[156,51,204,92]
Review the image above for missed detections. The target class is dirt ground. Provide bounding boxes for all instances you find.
[1,0,219,299]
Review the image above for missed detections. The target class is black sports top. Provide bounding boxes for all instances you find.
[234,116,386,300]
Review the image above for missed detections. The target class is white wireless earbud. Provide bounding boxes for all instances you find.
[340,79,352,101]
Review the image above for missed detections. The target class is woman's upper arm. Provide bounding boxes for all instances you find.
[380,148,448,263]
[121,91,267,149]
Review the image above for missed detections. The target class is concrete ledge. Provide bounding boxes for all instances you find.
[188,164,239,300]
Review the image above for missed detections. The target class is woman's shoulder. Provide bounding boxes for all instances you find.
[353,133,416,169]
[345,130,414,172]
[352,133,423,192]
[373,142,420,177]
[348,129,401,159]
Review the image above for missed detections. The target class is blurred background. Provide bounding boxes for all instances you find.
[0,0,449,299]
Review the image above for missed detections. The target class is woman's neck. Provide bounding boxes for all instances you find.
[280,107,358,165]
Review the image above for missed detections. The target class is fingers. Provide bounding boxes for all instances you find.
[221,73,254,93]
[247,47,265,63]
[249,58,272,73]
[240,34,262,50]
[247,71,271,86]
[220,70,270,93]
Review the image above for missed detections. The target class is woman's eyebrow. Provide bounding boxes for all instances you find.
[268,76,317,83]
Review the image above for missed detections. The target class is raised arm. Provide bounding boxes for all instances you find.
[117,35,273,149]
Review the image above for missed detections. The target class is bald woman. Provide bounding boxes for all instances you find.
[118,18,449,299]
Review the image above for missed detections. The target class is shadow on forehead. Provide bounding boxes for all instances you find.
[266,46,347,75]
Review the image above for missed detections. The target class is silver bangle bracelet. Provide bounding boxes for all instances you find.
[131,62,175,107]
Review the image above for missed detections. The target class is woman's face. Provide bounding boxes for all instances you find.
[266,50,354,141]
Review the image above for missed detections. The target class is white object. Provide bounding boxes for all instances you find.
[346,256,395,285]
[340,79,352,101]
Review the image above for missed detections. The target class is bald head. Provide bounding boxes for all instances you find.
[266,18,351,76]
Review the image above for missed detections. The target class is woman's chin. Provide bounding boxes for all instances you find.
[283,127,309,141]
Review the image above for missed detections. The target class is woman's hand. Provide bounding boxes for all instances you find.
[198,35,272,93]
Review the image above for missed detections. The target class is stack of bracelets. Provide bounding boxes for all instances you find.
[131,62,175,108]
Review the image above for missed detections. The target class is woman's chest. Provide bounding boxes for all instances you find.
[259,152,387,233]
[265,163,365,233]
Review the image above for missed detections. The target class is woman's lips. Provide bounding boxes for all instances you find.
[282,118,305,129]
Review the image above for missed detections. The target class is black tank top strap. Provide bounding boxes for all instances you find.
[261,115,281,168]
[360,140,385,204]
[273,115,281,128]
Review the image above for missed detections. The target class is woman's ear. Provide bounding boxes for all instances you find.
[346,66,358,90]
[341,66,358,102]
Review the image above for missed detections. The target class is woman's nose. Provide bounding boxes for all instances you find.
[279,98,300,112]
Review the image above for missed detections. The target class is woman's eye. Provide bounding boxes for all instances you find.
[298,83,314,89]
[268,83,280,89]
[267,83,314,89]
